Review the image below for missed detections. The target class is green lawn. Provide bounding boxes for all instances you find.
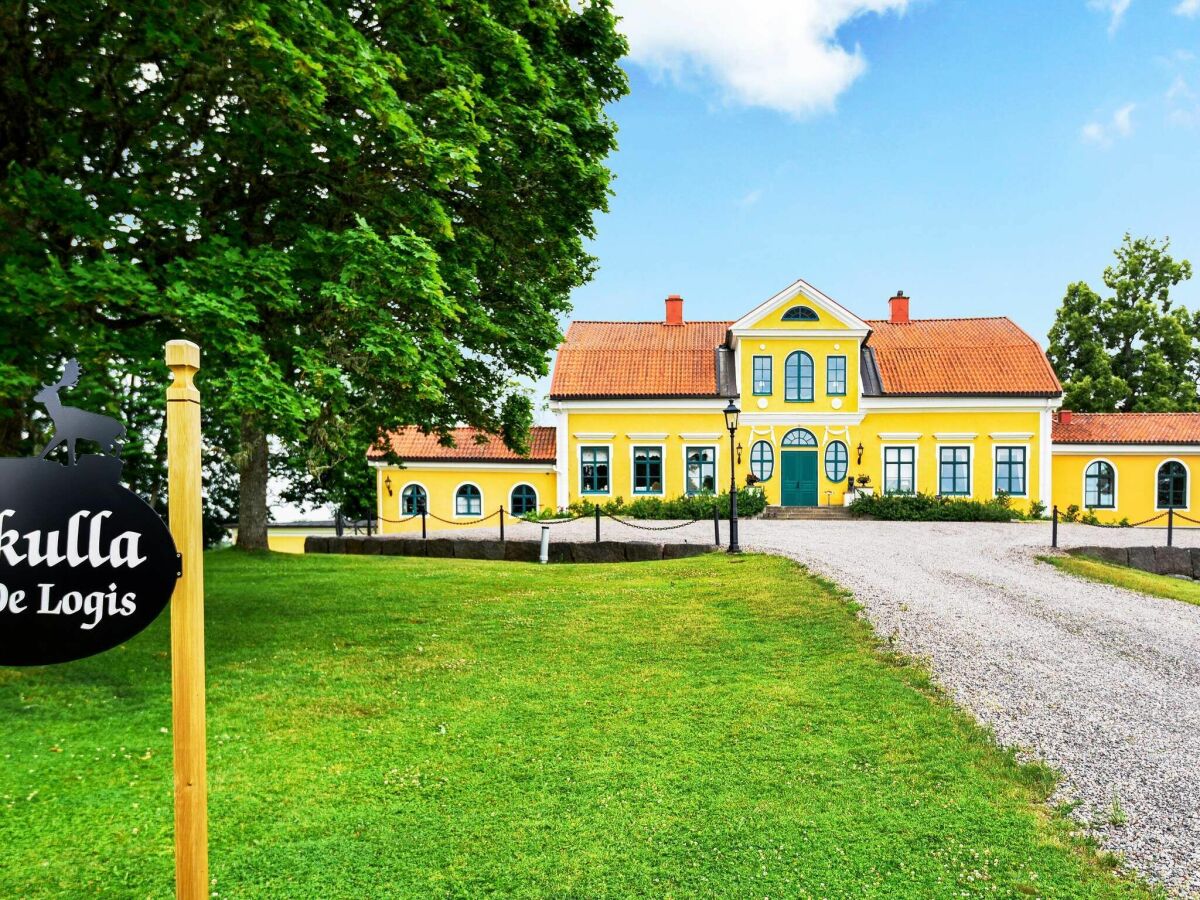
[1041,552,1200,607]
[0,551,1150,898]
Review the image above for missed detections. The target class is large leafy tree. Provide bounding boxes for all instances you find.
[0,1,627,548]
[1048,234,1197,412]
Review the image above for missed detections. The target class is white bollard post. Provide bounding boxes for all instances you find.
[539,525,550,564]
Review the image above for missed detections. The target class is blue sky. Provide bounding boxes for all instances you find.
[565,0,1200,346]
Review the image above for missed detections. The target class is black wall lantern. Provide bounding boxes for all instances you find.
[384,474,393,497]
[736,442,743,465]
[856,442,864,465]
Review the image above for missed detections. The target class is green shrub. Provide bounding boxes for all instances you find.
[848,491,1021,522]
[522,486,768,521]
[1062,504,1081,523]
[1027,500,1047,520]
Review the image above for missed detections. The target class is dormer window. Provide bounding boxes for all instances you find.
[781,305,819,322]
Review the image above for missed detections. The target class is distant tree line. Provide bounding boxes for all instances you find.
[0,1,629,547]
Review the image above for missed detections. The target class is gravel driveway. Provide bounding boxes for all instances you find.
[435,516,1200,894]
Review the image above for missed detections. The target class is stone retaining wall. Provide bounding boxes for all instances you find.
[304,535,716,563]
[1068,545,1199,579]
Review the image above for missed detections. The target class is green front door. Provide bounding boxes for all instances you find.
[780,450,819,507]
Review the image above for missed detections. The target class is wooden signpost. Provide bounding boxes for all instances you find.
[0,341,208,897]
[167,340,208,900]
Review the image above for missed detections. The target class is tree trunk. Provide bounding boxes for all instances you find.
[236,418,270,550]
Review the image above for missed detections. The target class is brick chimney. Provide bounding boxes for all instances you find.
[665,294,684,326]
[888,290,910,324]
[1059,410,1073,425]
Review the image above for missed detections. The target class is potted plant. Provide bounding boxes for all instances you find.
[855,474,874,497]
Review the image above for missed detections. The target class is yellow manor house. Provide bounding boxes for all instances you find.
[370,279,1200,529]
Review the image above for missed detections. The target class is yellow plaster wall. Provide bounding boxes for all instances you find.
[567,411,732,501]
[739,337,861,414]
[1052,451,1200,526]
[853,410,1046,512]
[749,302,859,330]
[376,465,557,534]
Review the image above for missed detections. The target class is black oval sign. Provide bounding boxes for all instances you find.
[0,456,177,666]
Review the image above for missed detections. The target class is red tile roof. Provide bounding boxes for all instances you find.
[369,426,556,462]
[1053,412,1200,445]
[864,317,1062,397]
[550,321,731,399]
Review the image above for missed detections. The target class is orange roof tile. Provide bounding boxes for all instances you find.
[550,321,731,399]
[368,426,556,462]
[864,317,1062,397]
[1053,412,1200,445]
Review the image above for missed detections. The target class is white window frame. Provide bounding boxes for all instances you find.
[991,445,1030,498]
[629,443,666,496]
[682,444,720,495]
[749,439,775,482]
[1082,458,1118,511]
[453,481,484,519]
[509,482,540,516]
[882,443,919,495]
[1154,458,1191,511]
[578,443,614,497]
[399,481,429,518]
[936,444,973,498]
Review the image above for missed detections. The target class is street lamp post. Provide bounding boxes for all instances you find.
[724,399,741,554]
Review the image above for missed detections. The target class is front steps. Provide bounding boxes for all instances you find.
[761,506,853,521]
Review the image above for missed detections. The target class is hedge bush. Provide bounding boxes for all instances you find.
[525,487,768,521]
[848,491,1022,522]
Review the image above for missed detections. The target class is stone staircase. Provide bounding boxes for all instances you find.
[760,505,853,521]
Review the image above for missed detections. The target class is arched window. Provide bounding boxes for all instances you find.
[401,484,427,515]
[510,484,538,516]
[1157,461,1187,509]
[825,441,848,482]
[781,305,819,322]
[1084,461,1115,509]
[784,351,814,402]
[781,428,817,447]
[750,441,774,481]
[455,483,482,516]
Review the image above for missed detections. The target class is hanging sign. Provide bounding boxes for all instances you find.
[0,359,178,666]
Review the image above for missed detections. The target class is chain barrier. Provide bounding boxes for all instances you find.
[1071,511,1167,529]
[600,511,709,531]
[378,513,421,524]
[1174,510,1200,526]
[508,513,590,526]
[424,509,502,526]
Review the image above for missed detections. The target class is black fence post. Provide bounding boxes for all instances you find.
[1168,507,1174,547]
[1051,505,1058,549]
[594,505,601,543]
[713,502,721,547]
[421,508,427,540]
[499,506,505,542]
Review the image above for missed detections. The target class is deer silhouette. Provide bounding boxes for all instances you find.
[36,359,126,465]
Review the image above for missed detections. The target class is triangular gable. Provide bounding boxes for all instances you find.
[729,278,871,334]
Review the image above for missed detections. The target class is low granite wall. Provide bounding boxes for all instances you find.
[304,535,716,564]
[1068,545,1199,579]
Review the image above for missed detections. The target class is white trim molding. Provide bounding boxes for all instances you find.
[679,432,721,440]
[741,412,866,426]
[452,480,485,519]
[628,442,667,497]
[1039,407,1053,507]
[990,431,1035,440]
[729,328,870,340]
[556,408,569,509]
[862,396,1062,412]
[577,441,615,498]
[398,480,429,517]
[933,432,977,441]
[877,432,923,441]
[881,442,919,495]
[369,461,554,473]
[728,277,873,335]
[573,432,615,440]
[1052,443,1200,455]
[626,432,668,440]
[550,398,729,413]
[991,444,1031,499]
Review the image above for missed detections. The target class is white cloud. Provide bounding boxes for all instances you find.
[1081,102,1136,145]
[615,0,913,118]
[1166,75,1200,127]
[1175,0,1200,17]
[737,188,764,208]
[1088,0,1132,35]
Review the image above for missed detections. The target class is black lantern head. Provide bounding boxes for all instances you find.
[723,399,740,433]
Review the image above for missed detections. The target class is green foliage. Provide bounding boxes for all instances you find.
[849,491,1022,522]
[0,1,629,540]
[0,551,1152,897]
[553,486,769,521]
[1049,235,1196,412]
[1029,500,1048,520]
[1043,552,1200,607]
[1063,504,1082,523]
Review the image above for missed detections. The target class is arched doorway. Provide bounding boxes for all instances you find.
[780,428,818,507]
